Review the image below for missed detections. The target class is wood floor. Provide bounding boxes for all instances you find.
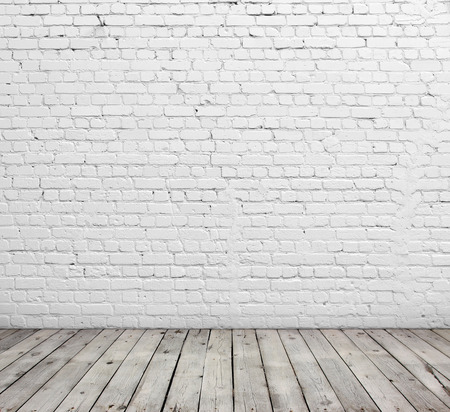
[0,329,449,412]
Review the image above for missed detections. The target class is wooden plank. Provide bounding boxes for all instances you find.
[434,329,450,342]
[162,329,210,412]
[0,329,38,354]
[300,330,380,412]
[0,330,76,394]
[279,330,344,412]
[54,329,144,412]
[411,329,450,358]
[388,329,450,379]
[18,329,123,412]
[345,329,450,412]
[367,329,450,407]
[0,329,17,341]
[127,329,188,412]
[90,330,165,412]
[233,329,273,412]
[257,330,308,412]
[0,329,57,372]
[0,329,99,412]
[199,329,233,412]
[322,329,415,412]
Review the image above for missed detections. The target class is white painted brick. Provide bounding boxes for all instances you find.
[0,0,448,330]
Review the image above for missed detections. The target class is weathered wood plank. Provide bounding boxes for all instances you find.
[0,328,447,412]
[233,329,273,412]
[91,329,165,412]
[257,329,308,412]
[162,329,210,412]
[367,329,450,407]
[388,329,450,379]
[279,330,344,412]
[199,329,233,412]
[0,329,99,412]
[54,329,144,412]
[0,329,38,354]
[300,330,380,412]
[0,329,17,341]
[0,330,77,394]
[0,329,57,372]
[126,329,188,412]
[323,329,415,412]
[345,329,450,412]
[433,329,450,342]
[18,329,123,412]
[411,329,450,358]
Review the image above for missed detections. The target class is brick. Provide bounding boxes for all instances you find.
[0,0,446,331]
[39,38,69,49]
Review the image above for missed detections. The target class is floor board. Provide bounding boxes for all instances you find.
[54,329,143,412]
[162,329,210,412]
[0,329,448,412]
[0,329,99,412]
[233,329,272,412]
[279,329,344,412]
[199,329,233,412]
[322,329,415,412]
[127,329,188,412]
[257,329,308,412]
[300,330,380,412]
[367,329,450,408]
[0,329,39,354]
[344,329,449,412]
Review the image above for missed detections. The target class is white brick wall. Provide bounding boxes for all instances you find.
[0,0,449,329]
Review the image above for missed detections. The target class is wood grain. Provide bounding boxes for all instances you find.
[233,329,272,412]
[323,329,415,412]
[300,330,380,412]
[257,329,308,412]
[91,329,164,412]
[54,329,144,412]
[279,329,344,412]
[0,328,446,412]
[162,329,210,412]
[199,329,233,412]
[0,329,99,412]
[18,329,123,412]
[127,329,188,412]
[345,329,449,412]
[367,329,450,407]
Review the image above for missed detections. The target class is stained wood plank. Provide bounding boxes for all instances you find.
[434,329,450,342]
[18,329,123,412]
[54,329,144,412]
[0,329,38,354]
[345,329,450,412]
[388,329,450,379]
[323,329,415,412]
[199,329,233,412]
[233,329,272,412]
[300,330,380,412]
[127,329,188,412]
[367,329,450,407]
[162,329,210,412]
[279,329,344,412]
[0,329,99,412]
[91,329,165,412]
[0,330,77,394]
[0,329,57,372]
[257,330,308,412]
